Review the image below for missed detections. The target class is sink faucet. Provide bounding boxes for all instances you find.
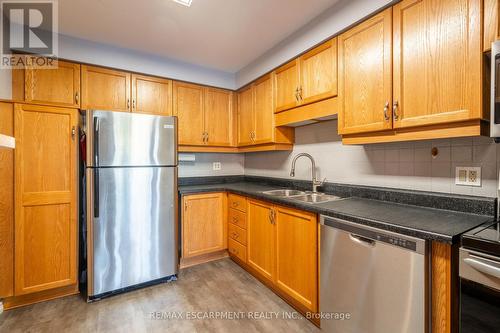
[289,153,326,193]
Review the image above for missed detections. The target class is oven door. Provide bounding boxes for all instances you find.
[459,248,500,332]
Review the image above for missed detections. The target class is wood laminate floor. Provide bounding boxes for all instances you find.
[0,259,320,333]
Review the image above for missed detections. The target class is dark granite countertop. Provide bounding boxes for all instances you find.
[179,180,494,244]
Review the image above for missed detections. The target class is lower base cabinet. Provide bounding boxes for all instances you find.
[233,197,318,314]
[181,193,227,260]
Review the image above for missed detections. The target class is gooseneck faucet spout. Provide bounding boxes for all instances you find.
[289,153,325,193]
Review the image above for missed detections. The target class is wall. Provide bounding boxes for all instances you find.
[236,0,393,87]
[179,153,244,178]
[244,121,499,198]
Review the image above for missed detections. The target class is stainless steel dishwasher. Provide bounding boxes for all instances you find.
[320,215,428,333]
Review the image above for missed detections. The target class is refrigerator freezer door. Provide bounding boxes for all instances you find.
[87,110,177,167]
[89,166,178,297]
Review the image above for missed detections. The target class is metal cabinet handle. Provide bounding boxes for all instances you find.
[298,86,303,101]
[232,201,239,207]
[295,87,300,102]
[127,99,130,109]
[384,101,390,121]
[232,217,238,223]
[132,99,136,110]
[75,92,79,104]
[393,101,399,121]
[71,126,76,140]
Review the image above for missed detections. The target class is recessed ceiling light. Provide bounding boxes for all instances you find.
[173,0,192,7]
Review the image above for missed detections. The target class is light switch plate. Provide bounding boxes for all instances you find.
[213,162,221,171]
[455,166,481,187]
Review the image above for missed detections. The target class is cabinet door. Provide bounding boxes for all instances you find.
[81,65,131,112]
[0,102,14,298]
[14,104,78,295]
[24,61,80,108]
[392,0,481,129]
[254,74,274,144]
[274,60,300,112]
[247,199,275,282]
[338,8,393,135]
[275,206,318,312]
[173,82,205,145]
[484,0,499,52]
[299,38,338,106]
[131,74,172,116]
[204,88,233,146]
[237,85,255,146]
[182,193,226,258]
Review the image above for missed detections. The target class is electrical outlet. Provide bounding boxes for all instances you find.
[213,162,221,171]
[455,167,481,187]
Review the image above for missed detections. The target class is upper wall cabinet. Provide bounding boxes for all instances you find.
[12,60,81,108]
[173,82,234,147]
[204,87,233,146]
[131,74,172,116]
[340,0,483,144]
[274,39,337,113]
[237,85,255,146]
[299,39,338,106]
[81,65,131,112]
[173,82,205,146]
[392,0,481,129]
[338,9,392,135]
[484,0,499,52]
[237,74,294,147]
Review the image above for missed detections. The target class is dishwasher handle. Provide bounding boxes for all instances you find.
[349,233,375,248]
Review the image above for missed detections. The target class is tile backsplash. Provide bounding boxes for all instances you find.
[244,120,499,198]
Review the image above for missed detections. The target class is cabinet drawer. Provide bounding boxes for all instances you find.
[228,223,247,246]
[228,238,246,262]
[229,208,247,230]
[228,194,246,212]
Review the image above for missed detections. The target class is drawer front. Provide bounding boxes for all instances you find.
[229,208,247,229]
[228,194,246,212]
[228,223,247,246]
[228,238,246,262]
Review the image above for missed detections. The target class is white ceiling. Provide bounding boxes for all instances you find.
[58,0,340,73]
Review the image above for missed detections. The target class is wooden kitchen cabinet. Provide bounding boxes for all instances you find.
[131,74,172,116]
[204,87,233,146]
[299,38,337,106]
[237,74,294,147]
[337,8,393,135]
[12,60,81,108]
[247,199,275,283]
[237,85,255,146]
[0,102,14,299]
[253,74,275,144]
[275,206,318,313]
[182,193,227,259]
[274,60,300,112]
[174,82,234,147]
[81,65,131,112]
[14,103,78,295]
[273,38,338,121]
[392,0,481,129]
[484,0,499,52]
[173,81,205,145]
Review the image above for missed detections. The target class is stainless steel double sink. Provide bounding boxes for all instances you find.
[262,189,342,204]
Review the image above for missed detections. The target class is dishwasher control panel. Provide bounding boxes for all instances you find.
[376,234,417,251]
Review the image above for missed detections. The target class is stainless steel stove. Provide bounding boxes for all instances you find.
[459,221,500,332]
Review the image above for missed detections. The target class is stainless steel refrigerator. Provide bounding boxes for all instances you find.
[84,110,178,300]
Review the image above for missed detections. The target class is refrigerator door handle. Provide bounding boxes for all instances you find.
[94,168,99,218]
[94,117,100,167]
